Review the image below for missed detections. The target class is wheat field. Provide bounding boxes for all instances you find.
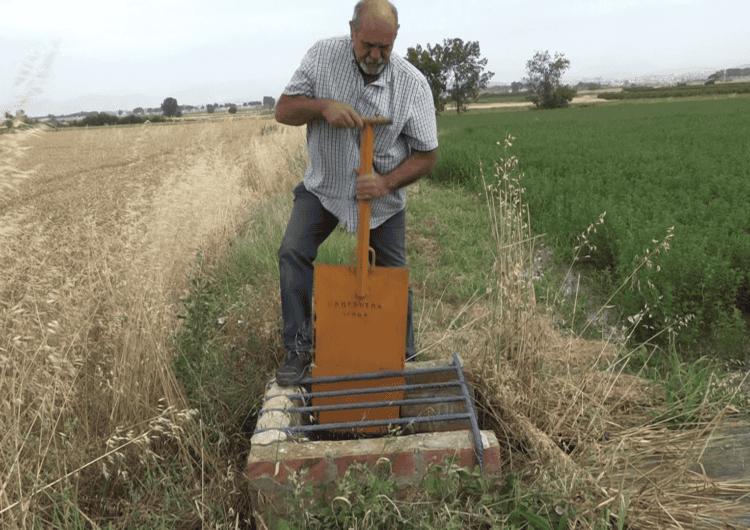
[0,118,306,527]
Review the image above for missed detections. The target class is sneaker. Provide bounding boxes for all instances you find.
[275,350,311,387]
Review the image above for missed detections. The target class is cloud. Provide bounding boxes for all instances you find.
[1,0,122,29]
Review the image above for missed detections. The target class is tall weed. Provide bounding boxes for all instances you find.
[470,133,750,529]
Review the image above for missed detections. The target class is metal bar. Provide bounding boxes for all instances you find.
[254,412,471,435]
[287,381,461,401]
[262,395,465,415]
[298,364,458,385]
[256,354,486,471]
[453,352,483,470]
[304,364,459,383]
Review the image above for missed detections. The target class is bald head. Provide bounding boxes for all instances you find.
[351,0,399,33]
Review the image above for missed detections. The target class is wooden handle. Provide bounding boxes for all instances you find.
[361,115,392,126]
[355,116,391,298]
[356,123,374,298]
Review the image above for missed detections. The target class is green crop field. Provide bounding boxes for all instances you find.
[598,81,750,100]
[434,97,750,352]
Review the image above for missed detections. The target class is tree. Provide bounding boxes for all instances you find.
[405,43,447,113]
[228,105,237,114]
[406,38,494,115]
[133,107,144,115]
[510,81,525,93]
[263,96,276,109]
[523,50,576,109]
[161,97,181,117]
[441,38,494,114]
[206,104,214,114]
[80,112,119,127]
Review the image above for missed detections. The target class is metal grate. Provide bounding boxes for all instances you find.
[254,353,484,470]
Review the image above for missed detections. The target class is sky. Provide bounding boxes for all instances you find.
[1,0,748,117]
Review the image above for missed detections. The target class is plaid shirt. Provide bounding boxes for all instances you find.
[282,35,438,232]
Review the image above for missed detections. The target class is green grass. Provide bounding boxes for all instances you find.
[406,183,495,302]
[172,197,293,432]
[433,97,750,352]
[280,459,583,530]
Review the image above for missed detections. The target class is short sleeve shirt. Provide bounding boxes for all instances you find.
[282,35,439,232]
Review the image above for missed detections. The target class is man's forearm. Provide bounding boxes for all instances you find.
[382,149,438,191]
[276,96,366,129]
[275,95,327,126]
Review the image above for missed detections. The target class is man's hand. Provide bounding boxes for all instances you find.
[322,100,364,129]
[356,171,389,200]
[276,96,365,129]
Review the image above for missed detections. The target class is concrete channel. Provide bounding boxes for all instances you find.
[245,356,750,529]
[246,358,503,528]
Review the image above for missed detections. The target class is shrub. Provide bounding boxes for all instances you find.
[67,113,165,128]
[529,84,577,109]
[119,114,144,125]
[79,112,120,127]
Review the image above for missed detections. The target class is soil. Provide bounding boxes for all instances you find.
[449,91,616,111]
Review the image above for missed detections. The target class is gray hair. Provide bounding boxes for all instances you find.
[351,1,399,32]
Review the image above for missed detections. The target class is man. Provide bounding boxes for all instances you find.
[274,0,439,386]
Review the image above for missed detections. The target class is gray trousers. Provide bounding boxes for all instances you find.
[278,182,414,359]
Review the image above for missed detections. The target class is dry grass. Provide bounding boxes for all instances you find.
[0,118,306,527]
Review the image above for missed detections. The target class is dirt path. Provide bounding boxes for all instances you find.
[442,91,615,112]
[470,93,606,110]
